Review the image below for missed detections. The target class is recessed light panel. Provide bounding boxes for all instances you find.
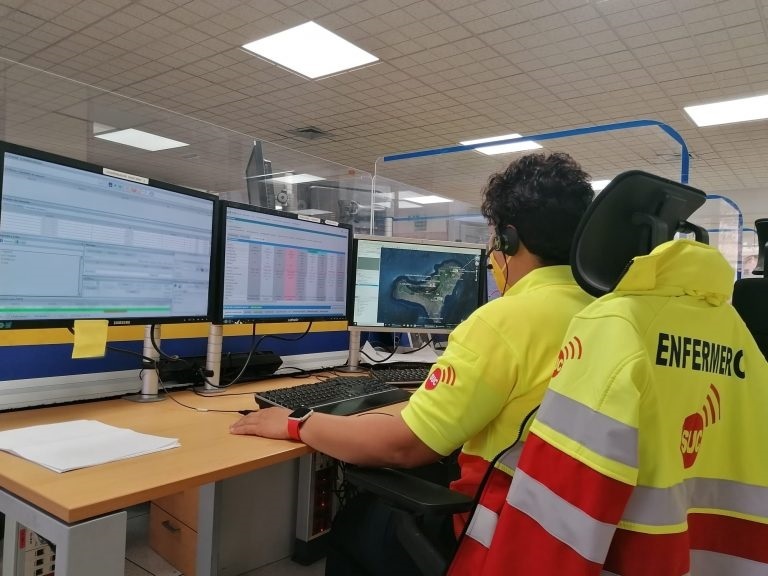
[408,195,453,205]
[591,179,611,191]
[94,129,188,151]
[242,21,379,79]
[684,94,768,127]
[460,133,542,155]
[271,173,323,184]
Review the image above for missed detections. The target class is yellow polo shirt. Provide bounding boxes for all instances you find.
[401,265,593,497]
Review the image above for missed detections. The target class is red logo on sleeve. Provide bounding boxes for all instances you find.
[424,365,456,390]
[552,336,583,378]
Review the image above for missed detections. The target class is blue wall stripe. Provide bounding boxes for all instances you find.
[382,119,690,184]
[0,331,349,380]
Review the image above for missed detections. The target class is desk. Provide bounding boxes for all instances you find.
[0,377,316,576]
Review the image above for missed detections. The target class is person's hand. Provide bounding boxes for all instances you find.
[229,407,292,439]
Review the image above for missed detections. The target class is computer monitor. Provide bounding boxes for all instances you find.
[0,141,218,329]
[486,268,502,302]
[214,201,353,324]
[351,235,486,334]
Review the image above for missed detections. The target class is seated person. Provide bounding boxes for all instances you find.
[229,152,596,575]
[450,174,768,575]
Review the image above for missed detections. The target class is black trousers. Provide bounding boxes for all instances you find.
[325,459,460,576]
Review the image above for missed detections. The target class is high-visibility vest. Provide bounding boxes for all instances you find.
[449,240,768,575]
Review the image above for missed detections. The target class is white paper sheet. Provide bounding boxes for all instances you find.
[0,420,180,473]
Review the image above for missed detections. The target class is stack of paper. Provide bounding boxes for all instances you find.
[0,420,180,473]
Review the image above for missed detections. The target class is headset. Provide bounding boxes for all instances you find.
[492,225,520,256]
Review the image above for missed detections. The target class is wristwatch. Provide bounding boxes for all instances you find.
[287,406,314,441]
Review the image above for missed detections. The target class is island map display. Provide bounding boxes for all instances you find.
[377,247,480,327]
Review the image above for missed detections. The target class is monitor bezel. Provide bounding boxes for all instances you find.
[213,200,354,325]
[0,140,220,330]
[350,234,487,332]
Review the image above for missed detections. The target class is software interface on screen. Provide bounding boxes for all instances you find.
[220,205,350,322]
[0,150,215,324]
[352,238,484,329]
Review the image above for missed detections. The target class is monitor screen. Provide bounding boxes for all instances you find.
[486,268,502,302]
[215,201,353,324]
[0,141,217,329]
[351,236,486,332]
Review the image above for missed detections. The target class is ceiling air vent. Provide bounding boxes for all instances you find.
[288,126,332,140]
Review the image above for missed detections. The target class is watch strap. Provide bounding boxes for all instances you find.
[287,417,303,441]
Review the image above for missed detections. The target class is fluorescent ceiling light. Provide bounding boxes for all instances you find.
[684,94,768,127]
[460,133,542,155]
[94,128,188,151]
[591,179,611,191]
[242,21,379,79]
[398,200,421,209]
[408,195,453,205]
[271,173,323,184]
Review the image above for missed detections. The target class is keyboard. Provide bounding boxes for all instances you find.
[254,376,412,416]
[372,364,431,387]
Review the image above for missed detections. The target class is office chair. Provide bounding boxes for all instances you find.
[345,171,710,575]
[732,218,768,360]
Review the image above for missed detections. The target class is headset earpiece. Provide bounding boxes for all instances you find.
[494,226,519,256]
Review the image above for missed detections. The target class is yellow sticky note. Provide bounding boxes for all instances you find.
[71,319,109,359]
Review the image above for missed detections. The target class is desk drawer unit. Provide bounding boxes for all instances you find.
[149,490,198,576]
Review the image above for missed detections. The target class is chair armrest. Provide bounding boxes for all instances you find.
[345,467,473,515]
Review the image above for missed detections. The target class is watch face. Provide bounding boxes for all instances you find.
[289,406,313,420]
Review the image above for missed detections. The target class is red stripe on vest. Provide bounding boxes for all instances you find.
[518,433,634,523]
[450,504,604,575]
[604,528,690,576]
[690,512,768,563]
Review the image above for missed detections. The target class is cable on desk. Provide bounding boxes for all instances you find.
[149,323,219,389]
[204,321,314,390]
[359,337,434,364]
[157,373,248,415]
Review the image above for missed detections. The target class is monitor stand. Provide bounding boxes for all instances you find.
[335,327,367,373]
[405,332,432,349]
[125,325,165,402]
[197,323,225,393]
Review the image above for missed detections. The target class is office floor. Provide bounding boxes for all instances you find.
[1,505,325,576]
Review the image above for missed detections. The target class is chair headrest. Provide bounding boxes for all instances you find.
[570,170,707,297]
[752,218,768,276]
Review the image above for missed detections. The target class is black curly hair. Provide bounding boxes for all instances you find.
[481,152,595,265]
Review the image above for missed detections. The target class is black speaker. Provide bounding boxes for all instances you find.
[494,226,519,256]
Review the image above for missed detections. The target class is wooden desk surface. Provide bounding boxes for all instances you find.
[0,377,320,523]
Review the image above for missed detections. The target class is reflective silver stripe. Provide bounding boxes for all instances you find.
[465,504,498,548]
[688,477,768,518]
[536,389,638,468]
[623,478,768,526]
[507,468,616,564]
[622,483,688,526]
[498,442,524,470]
[691,550,768,576]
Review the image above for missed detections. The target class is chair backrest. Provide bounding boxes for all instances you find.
[752,218,768,276]
[733,278,768,360]
[570,170,707,297]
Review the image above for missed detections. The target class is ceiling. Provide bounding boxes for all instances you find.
[0,0,767,224]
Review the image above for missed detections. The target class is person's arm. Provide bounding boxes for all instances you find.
[229,407,442,468]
